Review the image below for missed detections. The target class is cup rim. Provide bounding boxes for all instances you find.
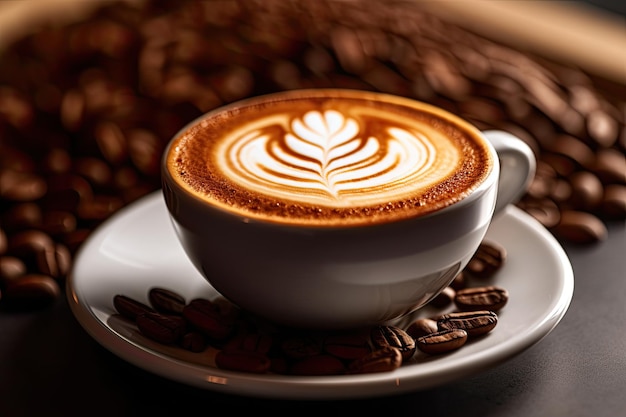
[162,89,498,230]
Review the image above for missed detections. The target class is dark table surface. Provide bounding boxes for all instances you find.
[1,217,624,417]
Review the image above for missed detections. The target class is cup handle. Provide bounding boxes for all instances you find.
[482,130,536,215]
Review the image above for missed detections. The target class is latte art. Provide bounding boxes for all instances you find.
[166,90,493,226]
[218,109,453,207]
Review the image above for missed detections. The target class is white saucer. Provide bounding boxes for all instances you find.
[67,191,574,400]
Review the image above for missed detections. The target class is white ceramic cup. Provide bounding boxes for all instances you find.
[162,90,535,329]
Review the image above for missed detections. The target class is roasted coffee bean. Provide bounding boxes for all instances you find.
[567,171,604,211]
[517,197,561,228]
[34,243,62,279]
[74,157,113,188]
[42,174,93,212]
[0,256,26,284]
[437,311,498,337]
[370,325,416,360]
[552,210,608,244]
[465,240,507,278]
[1,273,61,307]
[0,228,6,255]
[601,185,626,219]
[323,330,371,360]
[289,354,347,376]
[417,329,468,354]
[590,148,626,184]
[180,331,208,352]
[280,334,323,359]
[1,203,43,232]
[223,330,274,355]
[94,121,128,165]
[406,318,439,339]
[77,195,124,221]
[347,346,403,374]
[454,286,509,312]
[548,134,595,168]
[41,148,72,175]
[215,349,271,374]
[0,170,47,202]
[8,230,55,261]
[40,210,77,236]
[113,294,155,321]
[182,298,233,340]
[148,287,186,315]
[449,271,467,291]
[136,312,186,344]
[429,286,456,308]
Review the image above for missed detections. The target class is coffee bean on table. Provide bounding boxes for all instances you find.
[552,210,608,244]
[136,312,186,345]
[601,184,626,219]
[1,273,61,307]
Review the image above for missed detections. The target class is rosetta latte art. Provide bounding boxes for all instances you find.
[217,109,460,207]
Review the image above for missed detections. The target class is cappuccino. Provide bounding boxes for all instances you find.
[165,89,493,226]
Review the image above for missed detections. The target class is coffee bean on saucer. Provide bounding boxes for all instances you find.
[323,330,371,360]
[113,294,155,321]
[148,287,186,315]
[416,329,468,355]
[429,286,456,308]
[437,310,498,337]
[289,354,347,376]
[347,346,403,374]
[280,334,323,359]
[180,331,208,352]
[136,311,186,344]
[406,318,439,340]
[215,349,272,374]
[370,325,416,360]
[182,298,233,340]
[465,240,507,279]
[454,285,509,312]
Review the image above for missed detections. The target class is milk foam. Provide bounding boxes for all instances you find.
[217,109,457,207]
[168,91,492,226]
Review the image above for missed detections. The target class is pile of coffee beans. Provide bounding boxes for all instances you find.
[112,241,509,375]
[1,0,624,311]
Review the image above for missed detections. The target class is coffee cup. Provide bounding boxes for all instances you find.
[161,89,535,329]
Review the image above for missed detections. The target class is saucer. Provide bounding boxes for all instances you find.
[67,191,574,400]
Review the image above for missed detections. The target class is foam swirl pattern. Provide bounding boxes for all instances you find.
[167,91,493,225]
[217,108,460,207]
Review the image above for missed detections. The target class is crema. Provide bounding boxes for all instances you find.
[165,89,493,226]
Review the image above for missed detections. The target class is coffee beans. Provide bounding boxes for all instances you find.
[0,0,620,313]
[454,286,509,312]
[112,244,506,375]
[416,329,468,355]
